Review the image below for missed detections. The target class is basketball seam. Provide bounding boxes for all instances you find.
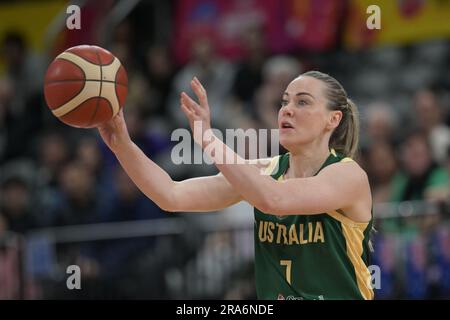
[87,49,103,127]
[115,66,126,114]
[99,56,116,66]
[93,46,116,66]
[45,79,128,87]
[45,62,87,110]
[45,59,86,84]
[58,97,100,124]
[64,48,115,67]
[63,51,93,64]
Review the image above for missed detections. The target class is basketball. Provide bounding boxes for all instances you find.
[44,45,128,128]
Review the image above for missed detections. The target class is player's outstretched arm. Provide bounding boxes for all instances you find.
[180,77,371,222]
[97,110,243,212]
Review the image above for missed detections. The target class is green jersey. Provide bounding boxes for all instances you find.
[254,150,374,300]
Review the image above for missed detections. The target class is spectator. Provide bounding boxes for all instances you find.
[254,55,302,129]
[0,207,21,299]
[363,102,398,148]
[36,131,70,188]
[1,31,43,98]
[0,210,8,236]
[447,147,450,180]
[231,26,267,108]
[0,32,45,162]
[0,77,12,162]
[50,161,108,226]
[219,26,268,132]
[0,176,36,233]
[168,36,236,130]
[101,167,165,222]
[144,44,176,118]
[89,167,165,275]
[445,147,450,200]
[75,135,113,192]
[414,89,450,165]
[367,142,398,203]
[390,132,449,202]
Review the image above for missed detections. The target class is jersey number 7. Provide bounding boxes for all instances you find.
[280,260,292,285]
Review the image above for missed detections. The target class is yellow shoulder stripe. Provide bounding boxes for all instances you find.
[330,148,353,163]
[263,155,281,176]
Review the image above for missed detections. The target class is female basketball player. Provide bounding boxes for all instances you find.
[98,71,374,300]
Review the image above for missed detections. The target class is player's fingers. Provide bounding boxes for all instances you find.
[180,93,193,112]
[181,92,201,113]
[113,109,123,122]
[193,76,206,94]
[191,77,209,109]
[180,103,194,120]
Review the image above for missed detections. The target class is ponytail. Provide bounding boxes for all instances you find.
[301,71,360,158]
[330,98,360,158]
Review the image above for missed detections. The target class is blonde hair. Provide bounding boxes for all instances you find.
[302,71,360,158]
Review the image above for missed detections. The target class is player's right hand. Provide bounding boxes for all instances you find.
[97,109,132,154]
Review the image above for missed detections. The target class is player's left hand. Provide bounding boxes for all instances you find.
[180,77,212,147]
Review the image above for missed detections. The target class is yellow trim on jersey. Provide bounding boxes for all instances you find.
[340,222,374,300]
[263,155,281,176]
[327,155,373,300]
[330,149,354,163]
[326,210,369,228]
[327,210,373,299]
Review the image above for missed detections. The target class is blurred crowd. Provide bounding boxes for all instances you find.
[1,21,449,231]
[0,12,450,299]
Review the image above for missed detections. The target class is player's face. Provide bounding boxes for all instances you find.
[278,76,335,151]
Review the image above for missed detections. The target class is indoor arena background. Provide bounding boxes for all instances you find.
[0,0,449,299]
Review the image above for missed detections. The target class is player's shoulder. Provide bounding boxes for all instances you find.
[320,156,369,187]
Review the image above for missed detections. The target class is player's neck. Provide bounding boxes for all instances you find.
[287,142,330,179]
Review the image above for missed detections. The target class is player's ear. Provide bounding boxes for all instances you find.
[327,110,342,130]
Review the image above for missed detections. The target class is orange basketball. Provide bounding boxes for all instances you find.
[44,45,128,128]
